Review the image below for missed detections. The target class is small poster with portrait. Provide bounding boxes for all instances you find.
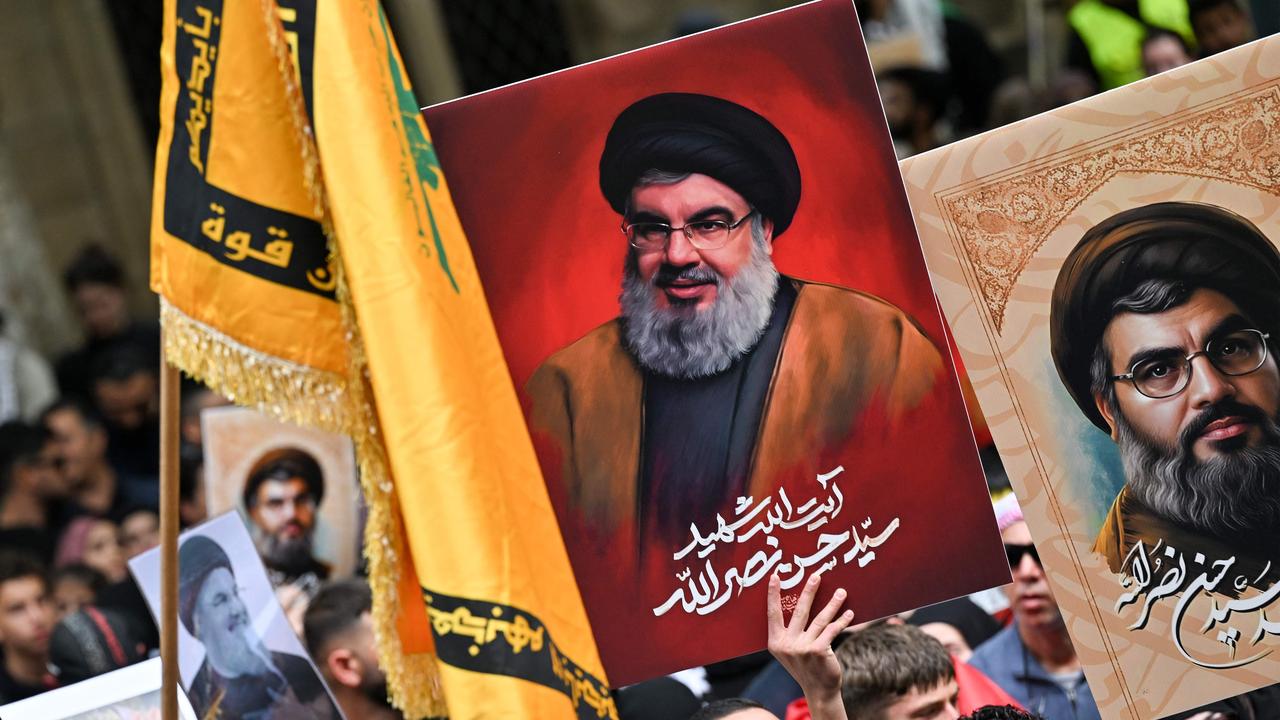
[201,405,361,587]
[420,0,1008,684]
[902,35,1280,719]
[128,512,343,720]
[0,657,198,720]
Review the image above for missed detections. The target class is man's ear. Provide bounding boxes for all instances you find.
[1094,392,1119,441]
[326,647,362,689]
[760,217,775,256]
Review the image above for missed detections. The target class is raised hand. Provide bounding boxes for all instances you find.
[767,573,855,720]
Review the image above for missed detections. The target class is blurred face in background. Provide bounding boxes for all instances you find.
[1142,34,1193,76]
[0,576,53,659]
[81,520,127,583]
[44,408,106,486]
[72,282,128,339]
[1001,520,1062,631]
[119,509,160,558]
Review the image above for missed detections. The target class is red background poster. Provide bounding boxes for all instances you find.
[424,0,1008,685]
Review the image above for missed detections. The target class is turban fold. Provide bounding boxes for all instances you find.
[178,534,233,634]
[599,93,802,236]
[1050,202,1280,432]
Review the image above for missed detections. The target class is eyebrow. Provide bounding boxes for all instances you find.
[626,205,737,225]
[626,210,667,224]
[911,700,945,718]
[1122,314,1253,370]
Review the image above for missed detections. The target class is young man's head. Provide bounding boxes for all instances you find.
[62,244,130,340]
[600,93,800,380]
[41,398,109,488]
[1052,202,1280,537]
[0,421,68,506]
[837,623,959,720]
[0,553,53,662]
[689,698,777,720]
[243,447,324,575]
[1189,0,1253,56]
[89,345,158,433]
[1141,28,1194,76]
[304,579,399,717]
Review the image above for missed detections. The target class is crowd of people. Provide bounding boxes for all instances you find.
[0,0,1271,718]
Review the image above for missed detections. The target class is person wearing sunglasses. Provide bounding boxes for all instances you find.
[1050,202,1280,578]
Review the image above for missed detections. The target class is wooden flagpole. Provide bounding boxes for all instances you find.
[159,334,180,720]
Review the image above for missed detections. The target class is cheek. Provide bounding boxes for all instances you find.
[1121,395,1185,444]
[635,254,660,283]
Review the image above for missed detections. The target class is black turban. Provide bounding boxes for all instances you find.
[599,93,802,237]
[242,446,325,509]
[1050,201,1280,433]
[178,534,233,634]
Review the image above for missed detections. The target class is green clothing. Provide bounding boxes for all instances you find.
[1068,0,1195,89]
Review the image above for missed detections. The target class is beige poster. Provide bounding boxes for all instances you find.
[903,38,1280,719]
[201,406,360,579]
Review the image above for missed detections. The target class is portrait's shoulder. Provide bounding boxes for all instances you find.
[529,318,626,381]
[790,278,936,347]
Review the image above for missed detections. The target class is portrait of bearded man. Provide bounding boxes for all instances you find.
[242,447,330,589]
[178,535,340,720]
[1049,201,1280,579]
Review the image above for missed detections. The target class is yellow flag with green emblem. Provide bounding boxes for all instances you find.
[311,2,616,717]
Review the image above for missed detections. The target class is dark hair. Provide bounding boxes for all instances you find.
[243,447,325,508]
[689,698,772,720]
[0,551,47,590]
[837,624,955,720]
[50,562,108,595]
[0,421,52,498]
[877,66,952,122]
[62,244,125,292]
[1089,279,1195,409]
[303,579,372,657]
[1142,27,1192,55]
[40,397,106,431]
[1188,0,1243,22]
[962,706,1046,720]
[89,342,155,385]
[179,443,203,504]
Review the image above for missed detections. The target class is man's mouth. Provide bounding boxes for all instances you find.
[658,279,713,300]
[1200,416,1254,441]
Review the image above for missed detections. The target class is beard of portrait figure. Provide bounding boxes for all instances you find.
[1113,397,1280,539]
[194,569,277,679]
[250,520,317,577]
[619,216,780,379]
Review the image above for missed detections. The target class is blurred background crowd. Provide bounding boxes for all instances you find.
[0,0,1274,718]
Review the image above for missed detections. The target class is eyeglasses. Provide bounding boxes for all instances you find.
[1110,329,1272,399]
[1004,543,1040,568]
[622,211,754,252]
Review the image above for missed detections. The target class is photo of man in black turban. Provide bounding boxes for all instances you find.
[1049,201,1280,576]
[526,91,947,577]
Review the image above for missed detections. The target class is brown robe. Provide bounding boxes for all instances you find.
[526,277,944,549]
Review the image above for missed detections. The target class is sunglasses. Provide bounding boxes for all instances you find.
[1004,543,1040,568]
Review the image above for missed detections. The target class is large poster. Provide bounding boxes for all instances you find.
[423,0,1007,684]
[902,36,1280,719]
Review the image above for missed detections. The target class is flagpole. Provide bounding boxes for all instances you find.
[159,334,180,720]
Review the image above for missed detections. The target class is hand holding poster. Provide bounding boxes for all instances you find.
[421,0,1008,683]
[902,35,1280,719]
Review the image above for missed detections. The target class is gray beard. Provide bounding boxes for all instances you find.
[1116,409,1280,537]
[618,230,779,379]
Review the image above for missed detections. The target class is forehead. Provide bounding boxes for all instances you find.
[889,678,958,717]
[1000,520,1031,545]
[628,173,749,217]
[0,576,45,604]
[257,476,310,497]
[197,566,236,601]
[1102,288,1244,360]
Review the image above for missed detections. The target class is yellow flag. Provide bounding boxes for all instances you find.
[311,3,616,718]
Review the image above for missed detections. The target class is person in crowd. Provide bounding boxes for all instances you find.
[42,398,136,517]
[962,708,1046,720]
[0,421,69,562]
[47,605,147,686]
[49,563,107,620]
[179,443,208,528]
[689,698,778,719]
[878,66,952,158]
[180,535,340,719]
[180,382,228,447]
[1142,27,1196,75]
[55,244,160,400]
[117,505,160,558]
[55,516,127,584]
[0,311,57,424]
[304,579,403,720]
[614,677,704,719]
[1189,0,1254,56]
[1065,0,1195,90]
[906,598,1003,664]
[0,552,55,701]
[88,344,160,503]
[969,497,1100,720]
[856,0,949,72]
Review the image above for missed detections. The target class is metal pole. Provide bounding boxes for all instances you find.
[159,335,181,720]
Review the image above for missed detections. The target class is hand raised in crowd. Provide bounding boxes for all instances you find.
[767,572,855,720]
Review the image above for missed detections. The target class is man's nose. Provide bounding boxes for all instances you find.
[1187,355,1236,408]
[663,228,700,266]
